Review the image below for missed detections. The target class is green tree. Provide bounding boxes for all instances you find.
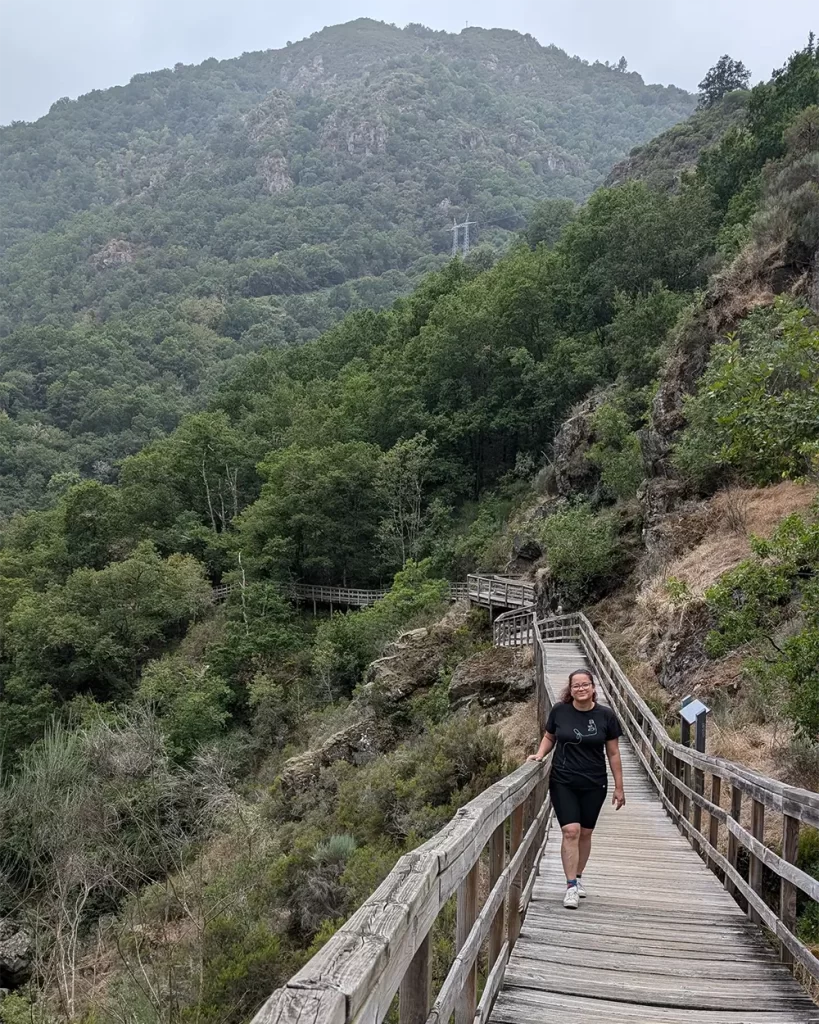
[239,442,385,584]
[377,433,438,565]
[525,198,576,249]
[698,56,752,109]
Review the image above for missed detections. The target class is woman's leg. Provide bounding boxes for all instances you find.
[560,823,582,880]
[578,827,594,875]
[577,787,607,876]
[551,782,583,881]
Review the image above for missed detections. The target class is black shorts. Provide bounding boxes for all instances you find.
[550,780,607,830]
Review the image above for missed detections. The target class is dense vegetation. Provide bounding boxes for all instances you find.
[0,20,696,516]
[0,35,817,1024]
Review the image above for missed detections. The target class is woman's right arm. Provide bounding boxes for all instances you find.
[527,731,555,762]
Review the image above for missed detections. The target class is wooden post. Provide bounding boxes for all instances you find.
[780,813,799,966]
[662,747,674,809]
[709,774,721,873]
[726,785,743,898]
[399,931,431,1024]
[488,823,506,969]
[679,715,691,824]
[507,804,524,946]
[455,861,480,1024]
[692,710,706,853]
[747,798,765,924]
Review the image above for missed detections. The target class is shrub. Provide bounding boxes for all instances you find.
[313,833,358,865]
[586,398,645,501]
[311,559,449,699]
[675,301,819,488]
[538,505,623,605]
[705,511,819,738]
[335,715,505,845]
[137,657,232,759]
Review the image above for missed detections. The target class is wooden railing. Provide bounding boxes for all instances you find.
[539,612,819,982]
[252,759,553,1024]
[467,575,536,610]
[492,606,536,648]
[212,578,522,610]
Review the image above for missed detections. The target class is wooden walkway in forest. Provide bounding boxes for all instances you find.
[212,573,535,611]
[253,612,819,1024]
[489,640,819,1024]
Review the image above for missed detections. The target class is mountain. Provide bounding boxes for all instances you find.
[0,21,695,516]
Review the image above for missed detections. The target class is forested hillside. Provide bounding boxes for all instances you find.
[0,32,818,1024]
[0,20,695,516]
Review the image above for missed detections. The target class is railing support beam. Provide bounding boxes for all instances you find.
[399,931,431,1024]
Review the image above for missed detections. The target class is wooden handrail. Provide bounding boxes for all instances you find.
[492,606,536,648]
[536,611,819,981]
[212,578,514,610]
[251,759,553,1024]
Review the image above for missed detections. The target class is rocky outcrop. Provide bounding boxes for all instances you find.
[641,172,818,549]
[363,622,458,702]
[320,113,388,156]
[279,713,390,792]
[449,647,534,714]
[260,154,293,193]
[92,239,135,269]
[0,919,32,989]
[551,390,610,499]
[639,601,712,696]
[280,607,476,789]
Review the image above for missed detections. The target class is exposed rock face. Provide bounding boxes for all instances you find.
[640,601,713,695]
[280,607,475,789]
[279,713,390,791]
[551,390,610,499]
[92,238,136,268]
[260,154,293,193]
[449,647,534,713]
[363,624,455,702]
[0,919,32,989]
[320,113,388,156]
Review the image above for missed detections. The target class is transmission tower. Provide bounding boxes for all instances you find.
[449,214,477,256]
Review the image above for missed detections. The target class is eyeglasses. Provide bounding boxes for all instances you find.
[571,682,592,690]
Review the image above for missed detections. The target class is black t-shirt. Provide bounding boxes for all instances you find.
[545,701,622,789]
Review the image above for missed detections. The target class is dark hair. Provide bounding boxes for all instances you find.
[560,669,597,704]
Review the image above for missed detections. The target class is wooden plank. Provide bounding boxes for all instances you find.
[474,941,509,1024]
[507,803,524,945]
[249,985,346,1024]
[399,932,431,1024]
[748,798,765,925]
[502,961,812,1011]
[709,774,721,873]
[723,814,819,902]
[454,863,479,1024]
[488,823,505,968]
[781,813,799,966]
[726,784,743,899]
[491,989,819,1024]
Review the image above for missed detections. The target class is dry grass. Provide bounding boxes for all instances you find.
[643,481,817,613]
[493,696,538,763]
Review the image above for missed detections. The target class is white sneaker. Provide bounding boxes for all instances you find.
[576,880,587,898]
[563,886,580,909]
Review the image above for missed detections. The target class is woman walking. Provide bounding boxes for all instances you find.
[527,669,625,909]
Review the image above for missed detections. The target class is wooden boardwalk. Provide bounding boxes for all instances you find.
[255,617,819,1024]
[490,641,819,1024]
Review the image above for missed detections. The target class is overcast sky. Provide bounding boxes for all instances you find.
[0,0,815,124]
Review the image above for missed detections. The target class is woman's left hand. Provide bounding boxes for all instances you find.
[612,788,626,810]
